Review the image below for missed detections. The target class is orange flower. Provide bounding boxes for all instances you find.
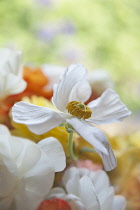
[37,199,71,210]
[23,66,53,99]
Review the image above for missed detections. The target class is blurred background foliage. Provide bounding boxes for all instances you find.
[0,0,139,111]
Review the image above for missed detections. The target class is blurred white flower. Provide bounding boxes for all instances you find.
[42,64,65,90]
[0,48,27,99]
[0,125,66,210]
[88,70,114,95]
[12,64,131,171]
[47,167,126,210]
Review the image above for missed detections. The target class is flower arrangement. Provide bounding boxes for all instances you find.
[0,47,137,210]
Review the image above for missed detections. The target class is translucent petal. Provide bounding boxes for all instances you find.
[67,118,117,171]
[12,102,65,135]
[87,88,131,124]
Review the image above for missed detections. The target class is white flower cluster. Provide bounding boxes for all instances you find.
[47,167,126,210]
[0,125,66,210]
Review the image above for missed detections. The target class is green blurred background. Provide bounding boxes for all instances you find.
[0,0,139,111]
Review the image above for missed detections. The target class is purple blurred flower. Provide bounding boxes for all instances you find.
[60,20,75,35]
[35,0,53,7]
[36,25,59,43]
[36,20,75,43]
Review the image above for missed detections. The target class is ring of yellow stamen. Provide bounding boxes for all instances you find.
[66,101,92,119]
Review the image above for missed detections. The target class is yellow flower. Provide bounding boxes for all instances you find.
[11,96,68,152]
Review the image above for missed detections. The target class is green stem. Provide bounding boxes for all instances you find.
[68,132,77,161]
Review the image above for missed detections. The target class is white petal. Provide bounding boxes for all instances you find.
[66,176,80,197]
[79,176,100,209]
[69,202,85,210]
[95,141,117,171]
[0,48,22,75]
[0,48,11,69]
[67,118,117,171]
[66,194,86,210]
[0,164,17,198]
[38,137,66,172]
[12,101,65,135]
[10,137,42,175]
[0,135,17,174]
[10,136,55,195]
[88,70,114,95]
[23,145,55,196]
[89,170,110,204]
[112,195,127,210]
[0,124,11,136]
[14,188,48,210]
[87,88,131,124]
[0,73,26,98]
[25,165,55,197]
[41,64,65,90]
[79,168,91,177]
[68,80,92,103]
[62,167,80,186]
[52,64,91,112]
[102,187,114,210]
[47,187,66,199]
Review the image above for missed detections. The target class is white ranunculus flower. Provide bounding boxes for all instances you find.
[0,125,66,210]
[0,48,27,98]
[12,64,131,171]
[47,167,126,210]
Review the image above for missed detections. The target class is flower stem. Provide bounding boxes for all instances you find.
[68,132,77,161]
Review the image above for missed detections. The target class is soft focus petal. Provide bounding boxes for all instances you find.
[0,135,17,174]
[87,88,131,124]
[9,137,42,175]
[52,64,91,112]
[0,124,11,136]
[88,70,114,95]
[0,126,58,210]
[41,64,65,90]
[112,195,127,210]
[0,73,26,98]
[103,187,114,210]
[67,118,117,171]
[47,187,66,198]
[38,137,66,172]
[62,167,80,187]
[0,48,22,75]
[12,101,65,135]
[0,162,17,199]
[79,176,100,210]
[25,163,55,198]
[89,170,110,205]
[14,186,54,210]
[66,176,80,197]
